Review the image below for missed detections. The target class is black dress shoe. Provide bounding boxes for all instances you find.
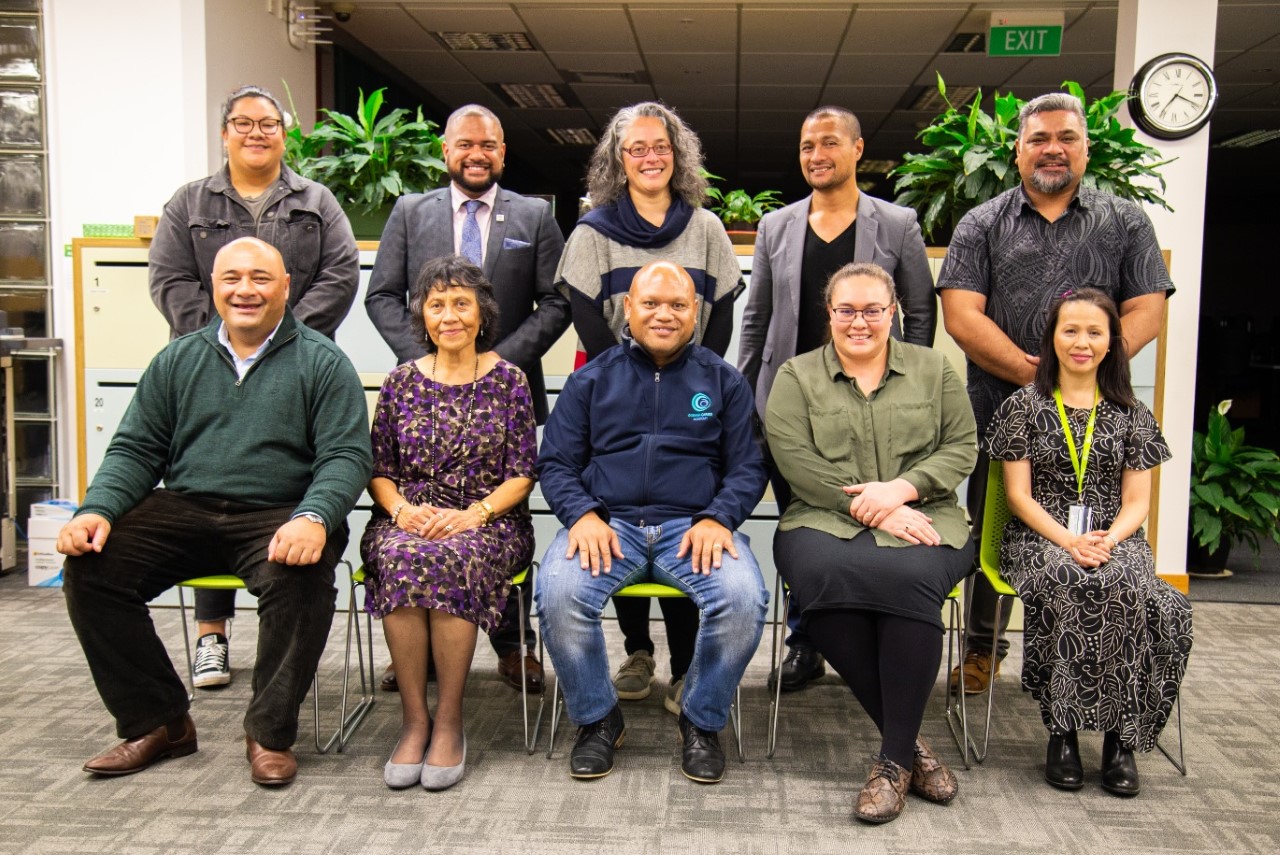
[1101,731,1141,797]
[1045,731,1084,790]
[569,705,625,779]
[677,712,726,783]
[768,643,826,693]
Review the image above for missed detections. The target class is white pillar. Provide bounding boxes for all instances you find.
[1114,0,1218,579]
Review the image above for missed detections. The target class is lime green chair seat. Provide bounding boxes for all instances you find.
[175,560,373,754]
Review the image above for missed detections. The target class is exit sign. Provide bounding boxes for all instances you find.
[989,11,1064,57]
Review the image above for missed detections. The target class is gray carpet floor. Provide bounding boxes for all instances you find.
[1,570,1277,855]
[1189,538,1280,604]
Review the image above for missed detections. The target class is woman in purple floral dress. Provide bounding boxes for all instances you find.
[361,256,537,791]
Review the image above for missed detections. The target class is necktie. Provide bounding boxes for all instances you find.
[460,199,484,266]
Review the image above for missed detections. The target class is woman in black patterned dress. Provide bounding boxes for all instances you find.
[983,288,1191,798]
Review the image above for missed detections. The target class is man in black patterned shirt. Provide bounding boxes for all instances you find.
[936,91,1174,698]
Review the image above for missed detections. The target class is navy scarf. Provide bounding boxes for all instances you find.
[578,193,694,249]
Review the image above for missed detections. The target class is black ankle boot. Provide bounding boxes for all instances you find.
[1045,730,1084,790]
[1101,731,1140,796]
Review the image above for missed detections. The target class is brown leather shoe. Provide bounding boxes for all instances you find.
[910,737,958,804]
[245,736,297,787]
[83,713,197,776]
[948,650,1000,695]
[497,650,544,694]
[380,664,398,692]
[855,757,911,824]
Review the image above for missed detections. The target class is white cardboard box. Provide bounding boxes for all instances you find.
[30,499,77,520]
[26,517,64,541]
[28,538,63,587]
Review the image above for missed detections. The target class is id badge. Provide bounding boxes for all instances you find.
[1067,504,1093,536]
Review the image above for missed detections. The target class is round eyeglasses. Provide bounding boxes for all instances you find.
[227,116,283,135]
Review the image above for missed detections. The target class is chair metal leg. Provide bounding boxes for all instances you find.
[328,561,376,752]
[963,592,1007,764]
[546,675,565,760]
[766,575,789,759]
[943,593,972,769]
[730,684,745,762]
[513,571,545,755]
[1155,692,1187,775]
[178,586,197,702]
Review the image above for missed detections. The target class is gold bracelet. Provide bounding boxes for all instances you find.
[480,499,495,522]
[391,502,408,524]
[468,501,492,525]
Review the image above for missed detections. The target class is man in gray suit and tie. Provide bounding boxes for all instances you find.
[366,103,569,694]
[738,105,935,691]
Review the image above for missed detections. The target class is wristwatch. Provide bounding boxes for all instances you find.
[296,512,326,530]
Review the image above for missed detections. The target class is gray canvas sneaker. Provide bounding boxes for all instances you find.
[613,650,656,700]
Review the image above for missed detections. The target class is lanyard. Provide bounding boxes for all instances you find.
[1053,387,1099,499]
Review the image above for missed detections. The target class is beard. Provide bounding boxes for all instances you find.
[449,161,502,195]
[1029,161,1077,194]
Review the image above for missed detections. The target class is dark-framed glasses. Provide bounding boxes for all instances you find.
[622,142,672,158]
[830,305,887,323]
[227,116,283,135]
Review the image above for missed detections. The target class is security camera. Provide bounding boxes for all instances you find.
[332,3,354,23]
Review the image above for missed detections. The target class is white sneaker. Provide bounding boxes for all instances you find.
[192,632,231,688]
[613,650,656,700]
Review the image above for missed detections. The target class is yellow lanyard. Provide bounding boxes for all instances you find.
[1053,387,1099,500]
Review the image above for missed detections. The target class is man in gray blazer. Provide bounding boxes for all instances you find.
[738,105,935,691]
[366,104,569,693]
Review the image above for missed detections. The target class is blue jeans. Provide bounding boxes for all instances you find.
[535,518,767,731]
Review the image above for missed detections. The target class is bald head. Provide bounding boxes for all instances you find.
[624,261,699,367]
[212,237,290,353]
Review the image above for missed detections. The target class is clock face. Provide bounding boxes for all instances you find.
[1131,53,1218,139]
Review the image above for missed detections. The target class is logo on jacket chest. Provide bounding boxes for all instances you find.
[688,392,714,421]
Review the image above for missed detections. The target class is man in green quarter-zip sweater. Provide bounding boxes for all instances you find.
[59,237,372,787]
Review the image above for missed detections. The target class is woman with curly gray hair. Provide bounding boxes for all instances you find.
[553,101,745,714]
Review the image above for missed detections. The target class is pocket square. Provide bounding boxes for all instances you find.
[502,237,531,250]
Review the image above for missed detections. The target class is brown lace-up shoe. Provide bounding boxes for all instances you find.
[854,757,911,824]
[948,649,1000,695]
[910,737,958,803]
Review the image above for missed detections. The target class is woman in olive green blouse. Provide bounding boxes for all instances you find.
[765,262,977,825]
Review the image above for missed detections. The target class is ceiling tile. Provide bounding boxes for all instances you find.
[630,7,738,53]
[740,111,810,133]
[568,83,657,112]
[1216,49,1280,84]
[426,82,507,112]
[381,49,472,84]
[334,7,437,52]
[740,85,822,111]
[452,51,563,84]
[1008,53,1115,89]
[677,110,737,132]
[651,84,736,111]
[830,53,934,86]
[820,84,914,112]
[548,52,646,75]
[740,8,850,53]
[403,6,526,33]
[916,54,1026,88]
[740,54,833,86]
[1062,6,1118,52]
[506,107,596,129]
[1216,3,1280,51]
[1218,81,1280,107]
[645,53,737,87]
[520,6,635,52]
[841,8,967,54]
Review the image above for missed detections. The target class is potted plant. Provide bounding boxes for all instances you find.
[1188,399,1280,576]
[704,175,784,245]
[889,75,1174,243]
[285,87,447,238]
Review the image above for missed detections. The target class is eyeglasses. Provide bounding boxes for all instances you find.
[226,116,283,135]
[622,142,672,158]
[830,305,888,323]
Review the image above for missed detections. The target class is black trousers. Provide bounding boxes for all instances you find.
[63,490,342,749]
[615,595,698,680]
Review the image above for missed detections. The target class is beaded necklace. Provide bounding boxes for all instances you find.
[428,351,479,507]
